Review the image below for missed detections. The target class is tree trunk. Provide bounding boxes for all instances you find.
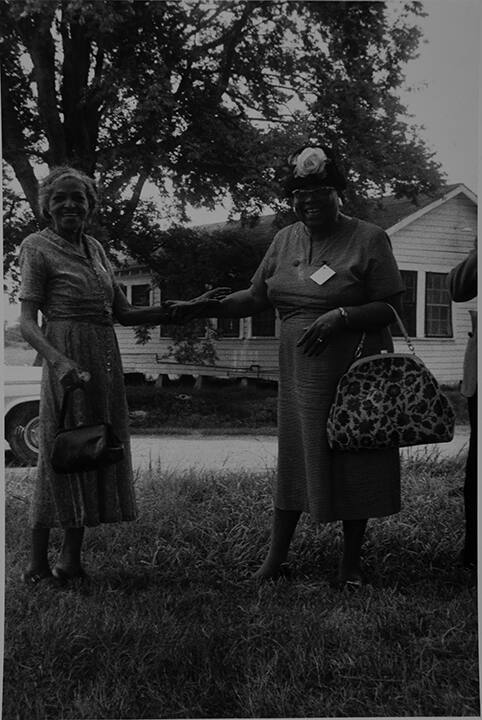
[16,9,67,165]
[1,82,40,219]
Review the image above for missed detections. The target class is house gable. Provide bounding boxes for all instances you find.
[113,184,477,385]
[385,184,476,235]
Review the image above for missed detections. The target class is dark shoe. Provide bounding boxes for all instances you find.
[252,562,291,582]
[21,569,53,586]
[52,566,89,584]
[340,577,363,591]
[337,568,365,591]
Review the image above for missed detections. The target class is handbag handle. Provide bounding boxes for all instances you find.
[385,303,416,353]
[352,303,416,361]
[58,385,87,431]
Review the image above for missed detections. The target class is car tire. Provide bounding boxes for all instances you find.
[5,401,40,466]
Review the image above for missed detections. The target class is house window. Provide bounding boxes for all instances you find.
[391,270,417,337]
[425,272,453,338]
[217,317,240,338]
[251,308,276,337]
[131,283,151,307]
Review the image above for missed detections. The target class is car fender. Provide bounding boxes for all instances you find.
[5,395,41,419]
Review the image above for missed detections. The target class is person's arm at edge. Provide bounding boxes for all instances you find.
[447,248,477,303]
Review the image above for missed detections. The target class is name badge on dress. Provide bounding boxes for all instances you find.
[310,263,336,285]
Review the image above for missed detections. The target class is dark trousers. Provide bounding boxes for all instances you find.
[464,390,477,565]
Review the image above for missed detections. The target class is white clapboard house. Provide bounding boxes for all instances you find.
[114,183,477,386]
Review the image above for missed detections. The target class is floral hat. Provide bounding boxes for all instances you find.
[282,143,347,197]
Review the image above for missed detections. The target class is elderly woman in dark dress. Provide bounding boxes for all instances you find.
[178,145,405,587]
[19,166,224,585]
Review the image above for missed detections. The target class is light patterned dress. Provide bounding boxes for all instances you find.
[19,227,137,529]
[251,216,405,522]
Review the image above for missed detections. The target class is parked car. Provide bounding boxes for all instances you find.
[4,365,41,465]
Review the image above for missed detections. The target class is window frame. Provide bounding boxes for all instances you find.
[424,271,453,338]
[130,282,152,308]
[215,316,242,339]
[249,307,278,339]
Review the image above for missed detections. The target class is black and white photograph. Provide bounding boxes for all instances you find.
[2,0,479,718]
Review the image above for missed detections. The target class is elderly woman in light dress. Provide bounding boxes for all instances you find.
[18,166,224,585]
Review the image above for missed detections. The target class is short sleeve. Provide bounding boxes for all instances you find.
[364,231,404,301]
[18,237,48,305]
[250,234,280,294]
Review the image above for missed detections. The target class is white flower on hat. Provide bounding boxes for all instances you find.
[293,147,328,178]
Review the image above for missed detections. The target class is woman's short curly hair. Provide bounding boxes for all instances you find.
[38,166,98,220]
[281,143,347,198]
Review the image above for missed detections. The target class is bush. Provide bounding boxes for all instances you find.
[125,380,278,428]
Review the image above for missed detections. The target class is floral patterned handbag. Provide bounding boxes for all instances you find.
[326,305,456,451]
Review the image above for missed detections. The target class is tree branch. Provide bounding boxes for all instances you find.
[1,77,40,218]
[15,6,66,165]
[113,171,149,235]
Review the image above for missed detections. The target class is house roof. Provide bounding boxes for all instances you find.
[117,183,477,272]
[197,183,477,248]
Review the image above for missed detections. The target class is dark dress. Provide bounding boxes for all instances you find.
[251,216,405,522]
[19,228,137,529]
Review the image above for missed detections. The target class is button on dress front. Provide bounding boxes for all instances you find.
[251,217,405,522]
[19,228,137,528]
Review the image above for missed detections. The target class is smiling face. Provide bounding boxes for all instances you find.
[291,185,339,230]
[48,177,90,238]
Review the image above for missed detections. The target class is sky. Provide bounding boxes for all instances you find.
[397,0,479,193]
[186,0,480,226]
[3,0,480,324]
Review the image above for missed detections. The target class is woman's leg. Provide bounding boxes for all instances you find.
[22,528,51,580]
[54,527,86,578]
[254,507,301,579]
[340,518,368,582]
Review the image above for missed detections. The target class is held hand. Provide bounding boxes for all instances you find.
[54,357,91,390]
[164,300,208,324]
[165,287,231,324]
[193,287,231,303]
[296,309,344,356]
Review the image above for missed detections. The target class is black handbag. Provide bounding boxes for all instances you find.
[51,386,124,473]
[326,305,456,451]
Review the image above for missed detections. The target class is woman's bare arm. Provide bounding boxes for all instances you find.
[297,293,404,356]
[340,293,404,330]
[186,285,271,319]
[20,301,89,387]
[112,285,172,326]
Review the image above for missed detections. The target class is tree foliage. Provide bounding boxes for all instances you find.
[2,0,443,275]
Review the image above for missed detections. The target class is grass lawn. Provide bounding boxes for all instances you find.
[3,453,479,719]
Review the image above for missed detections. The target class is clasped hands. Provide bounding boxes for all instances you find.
[296,309,344,356]
[164,287,231,324]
